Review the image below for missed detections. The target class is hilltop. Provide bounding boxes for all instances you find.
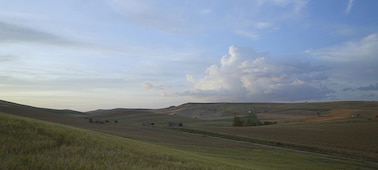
[3,100,377,123]
[154,101,378,122]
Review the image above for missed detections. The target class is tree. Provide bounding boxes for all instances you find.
[245,119,256,126]
[233,116,244,127]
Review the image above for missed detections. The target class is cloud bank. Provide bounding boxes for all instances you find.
[310,33,378,62]
[180,33,378,102]
[0,21,74,45]
[183,46,331,102]
[308,33,378,87]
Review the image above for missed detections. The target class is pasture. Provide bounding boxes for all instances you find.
[1,112,376,169]
[1,100,378,169]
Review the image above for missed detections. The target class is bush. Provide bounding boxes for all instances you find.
[263,121,277,125]
[233,116,277,127]
[232,117,244,127]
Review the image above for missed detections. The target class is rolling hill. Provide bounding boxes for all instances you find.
[1,99,378,169]
[154,101,378,122]
[0,112,249,169]
[2,110,376,169]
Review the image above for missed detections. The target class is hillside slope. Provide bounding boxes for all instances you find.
[156,101,378,122]
[0,100,84,123]
[2,112,376,170]
[0,112,247,170]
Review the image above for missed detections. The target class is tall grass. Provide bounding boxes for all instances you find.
[1,112,376,170]
[0,112,243,169]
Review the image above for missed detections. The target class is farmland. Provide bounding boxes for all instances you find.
[0,112,245,169]
[1,100,378,169]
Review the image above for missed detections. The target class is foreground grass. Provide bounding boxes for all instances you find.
[0,112,243,169]
[1,112,376,170]
[165,144,377,170]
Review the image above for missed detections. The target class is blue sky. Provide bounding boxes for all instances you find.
[1,0,377,111]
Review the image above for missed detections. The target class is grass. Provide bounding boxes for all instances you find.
[0,112,244,169]
[38,108,84,115]
[1,112,377,170]
[193,120,378,162]
[165,144,377,170]
[165,101,378,122]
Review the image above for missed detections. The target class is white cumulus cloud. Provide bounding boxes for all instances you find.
[184,45,331,102]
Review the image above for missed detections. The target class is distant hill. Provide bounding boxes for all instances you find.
[2,99,377,123]
[2,99,378,165]
[0,100,83,115]
[0,100,84,123]
[154,101,378,122]
[86,108,151,116]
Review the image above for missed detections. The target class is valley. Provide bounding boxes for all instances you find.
[1,100,377,169]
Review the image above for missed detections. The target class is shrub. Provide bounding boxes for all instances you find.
[232,116,244,127]
[263,121,277,125]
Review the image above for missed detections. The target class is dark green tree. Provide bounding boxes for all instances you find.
[233,116,244,127]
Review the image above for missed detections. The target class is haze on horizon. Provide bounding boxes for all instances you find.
[1,0,378,111]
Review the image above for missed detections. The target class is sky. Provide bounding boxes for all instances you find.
[1,0,378,111]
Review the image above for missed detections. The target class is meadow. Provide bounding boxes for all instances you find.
[1,112,377,169]
[0,112,245,169]
[1,100,378,169]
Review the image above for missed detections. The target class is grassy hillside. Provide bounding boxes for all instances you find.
[0,100,86,127]
[1,100,378,169]
[38,108,84,115]
[157,101,378,122]
[1,112,377,170]
[0,100,84,115]
[192,120,378,162]
[0,112,244,169]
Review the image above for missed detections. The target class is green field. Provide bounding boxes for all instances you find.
[1,112,377,170]
[0,112,243,169]
[1,100,378,169]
